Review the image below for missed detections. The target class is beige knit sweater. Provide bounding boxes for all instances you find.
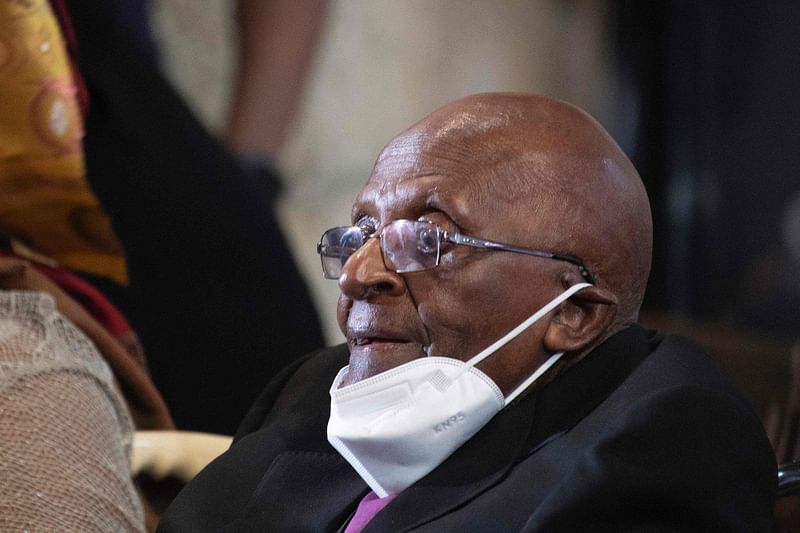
[0,291,144,532]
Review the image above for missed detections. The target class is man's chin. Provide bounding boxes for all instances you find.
[341,341,424,387]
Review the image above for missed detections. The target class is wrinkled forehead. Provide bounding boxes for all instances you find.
[352,128,514,224]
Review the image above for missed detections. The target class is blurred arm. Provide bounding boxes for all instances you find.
[226,0,327,158]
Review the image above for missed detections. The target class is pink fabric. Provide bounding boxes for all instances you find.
[344,492,397,533]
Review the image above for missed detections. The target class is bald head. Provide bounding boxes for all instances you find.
[375,93,652,329]
[338,92,652,390]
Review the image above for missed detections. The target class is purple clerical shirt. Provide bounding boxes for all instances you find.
[344,491,397,532]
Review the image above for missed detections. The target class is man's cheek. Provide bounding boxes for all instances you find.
[417,298,472,341]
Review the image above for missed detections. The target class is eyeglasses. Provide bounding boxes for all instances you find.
[317,219,594,283]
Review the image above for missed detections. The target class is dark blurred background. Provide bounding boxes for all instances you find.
[613,2,800,433]
[616,1,800,337]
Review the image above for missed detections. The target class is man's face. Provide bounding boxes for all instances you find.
[336,129,566,393]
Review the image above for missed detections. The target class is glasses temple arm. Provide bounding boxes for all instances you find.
[445,232,594,283]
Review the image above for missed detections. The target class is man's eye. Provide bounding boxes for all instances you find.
[416,227,439,255]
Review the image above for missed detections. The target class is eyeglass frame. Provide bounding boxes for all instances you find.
[316,219,595,284]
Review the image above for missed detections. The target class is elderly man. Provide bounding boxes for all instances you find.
[160,94,776,531]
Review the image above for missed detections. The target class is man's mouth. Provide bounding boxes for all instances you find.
[350,337,408,347]
[343,329,427,385]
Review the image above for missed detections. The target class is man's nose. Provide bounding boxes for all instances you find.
[338,238,406,300]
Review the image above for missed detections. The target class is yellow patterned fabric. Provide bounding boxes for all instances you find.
[0,0,127,284]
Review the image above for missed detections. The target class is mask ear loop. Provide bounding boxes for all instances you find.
[503,351,563,405]
[458,282,592,400]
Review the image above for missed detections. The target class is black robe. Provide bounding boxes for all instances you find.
[160,326,776,531]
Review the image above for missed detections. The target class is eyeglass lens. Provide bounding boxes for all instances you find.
[318,220,442,279]
[319,226,365,279]
[382,220,441,273]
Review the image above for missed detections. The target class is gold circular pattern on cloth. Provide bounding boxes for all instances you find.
[0,35,25,76]
[0,0,48,21]
[29,79,82,153]
[0,2,56,78]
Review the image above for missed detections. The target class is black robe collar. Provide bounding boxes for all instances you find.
[362,325,657,532]
[224,326,656,532]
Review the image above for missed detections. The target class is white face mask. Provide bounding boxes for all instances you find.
[327,282,591,497]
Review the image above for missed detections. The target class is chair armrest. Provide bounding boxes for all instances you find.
[132,430,233,482]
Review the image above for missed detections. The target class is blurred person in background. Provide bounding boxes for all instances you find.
[62,0,327,434]
[0,1,170,529]
[1,0,327,528]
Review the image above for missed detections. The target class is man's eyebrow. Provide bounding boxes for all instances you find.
[425,193,466,221]
[349,174,471,225]
[350,195,376,224]
[350,209,366,225]
[351,212,377,226]
[417,184,472,227]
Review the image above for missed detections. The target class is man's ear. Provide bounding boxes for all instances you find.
[542,285,618,354]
